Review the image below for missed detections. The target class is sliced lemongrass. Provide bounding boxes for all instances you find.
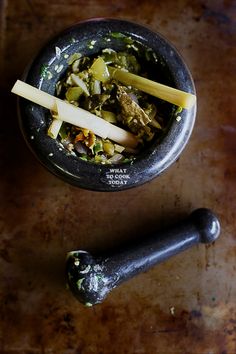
[91,80,101,95]
[47,117,63,139]
[71,73,90,96]
[108,67,196,109]
[101,110,117,123]
[114,144,125,153]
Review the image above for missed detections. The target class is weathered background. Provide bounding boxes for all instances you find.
[0,0,236,353]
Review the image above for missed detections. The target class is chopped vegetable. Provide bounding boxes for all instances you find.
[71,73,90,96]
[67,52,82,65]
[90,57,109,83]
[103,141,115,156]
[101,110,117,123]
[65,87,83,102]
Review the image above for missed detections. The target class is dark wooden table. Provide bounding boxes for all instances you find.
[0,0,235,353]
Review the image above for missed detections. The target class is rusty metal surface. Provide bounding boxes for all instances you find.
[0,0,236,352]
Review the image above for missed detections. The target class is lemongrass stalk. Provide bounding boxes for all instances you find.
[11,80,57,111]
[48,118,63,139]
[108,67,196,109]
[11,80,138,148]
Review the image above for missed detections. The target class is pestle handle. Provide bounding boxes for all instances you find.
[66,208,220,306]
[100,208,220,284]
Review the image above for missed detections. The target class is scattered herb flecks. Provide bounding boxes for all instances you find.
[40,64,49,78]
[40,64,52,80]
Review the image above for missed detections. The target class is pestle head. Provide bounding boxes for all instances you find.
[66,250,112,306]
[190,208,220,244]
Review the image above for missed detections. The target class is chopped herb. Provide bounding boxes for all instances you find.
[79,155,88,161]
[175,106,183,115]
[68,52,82,65]
[47,71,53,80]
[111,32,127,39]
[76,278,85,290]
[80,265,91,274]
[55,46,61,59]
[96,274,104,281]
[56,64,64,73]
[40,64,49,78]
[176,115,182,122]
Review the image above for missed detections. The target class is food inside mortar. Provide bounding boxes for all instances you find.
[48,38,180,164]
[11,33,196,166]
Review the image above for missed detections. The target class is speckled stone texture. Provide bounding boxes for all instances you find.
[0,0,236,353]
